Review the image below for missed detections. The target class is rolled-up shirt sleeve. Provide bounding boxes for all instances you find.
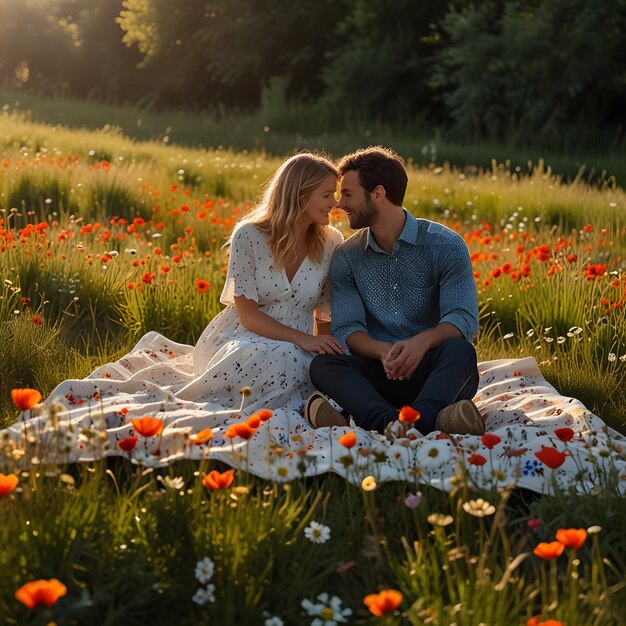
[437,236,479,341]
[330,249,368,347]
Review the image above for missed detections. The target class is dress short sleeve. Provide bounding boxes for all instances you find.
[220,223,259,306]
[314,226,344,322]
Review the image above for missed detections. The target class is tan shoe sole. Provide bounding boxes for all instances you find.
[436,399,485,435]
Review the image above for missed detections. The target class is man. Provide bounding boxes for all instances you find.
[306,146,484,436]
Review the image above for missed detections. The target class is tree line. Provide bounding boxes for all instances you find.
[1,0,625,147]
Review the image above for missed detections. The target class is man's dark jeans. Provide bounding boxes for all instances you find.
[309,338,479,434]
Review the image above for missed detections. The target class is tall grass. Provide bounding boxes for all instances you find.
[3,88,626,186]
[0,462,623,625]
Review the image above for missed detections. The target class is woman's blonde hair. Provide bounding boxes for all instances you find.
[234,152,338,268]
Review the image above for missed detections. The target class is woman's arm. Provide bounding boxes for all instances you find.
[235,296,345,354]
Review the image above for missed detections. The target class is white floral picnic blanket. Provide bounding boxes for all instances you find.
[4,334,625,496]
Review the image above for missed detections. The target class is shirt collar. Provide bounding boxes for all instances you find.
[365,208,418,251]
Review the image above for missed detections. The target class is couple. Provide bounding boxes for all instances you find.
[188,146,485,438]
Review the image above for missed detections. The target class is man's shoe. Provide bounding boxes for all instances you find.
[435,399,485,435]
[304,392,348,428]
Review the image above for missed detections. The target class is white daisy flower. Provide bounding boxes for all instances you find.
[157,475,185,490]
[415,441,453,469]
[304,521,331,544]
[264,617,284,626]
[301,593,352,625]
[194,556,215,584]
[192,583,216,605]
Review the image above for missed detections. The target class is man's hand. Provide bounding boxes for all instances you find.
[382,334,431,380]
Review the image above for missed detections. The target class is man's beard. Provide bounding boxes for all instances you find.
[348,193,379,229]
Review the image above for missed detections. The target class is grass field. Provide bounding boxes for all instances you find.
[0,110,625,625]
[3,88,626,187]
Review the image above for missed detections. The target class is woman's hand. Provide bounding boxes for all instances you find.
[296,333,346,354]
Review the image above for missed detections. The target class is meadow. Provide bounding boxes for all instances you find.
[0,109,625,625]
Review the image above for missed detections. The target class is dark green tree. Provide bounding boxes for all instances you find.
[432,0,626,144]
[118,0,347,107]
[320,0,448,120]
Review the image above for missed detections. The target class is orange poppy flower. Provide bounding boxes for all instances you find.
[555,528,587,550]
[246,415,262,429]
[11,388,42,411]
[15,578,68,609]
[468,453,487,466]
[533,541,565,560]
[131,416,165,437]
[481,434,501,449]
[527,619,564,626]
[339,431,357,448]
[202,469,235,490]
[117,436,138,452]
[0,473,19,497]
[253,409,273,422]
[398,406,420,424]
[535,446,566,469]
[224,422,256,440]
[363,589,403,616]
[195,278,210,292]
[190,428,214,445]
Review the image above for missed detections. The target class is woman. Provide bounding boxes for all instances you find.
[36,153,345,421]
[175,151,346,412]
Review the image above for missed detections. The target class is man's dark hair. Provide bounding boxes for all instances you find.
[338,146,408,206]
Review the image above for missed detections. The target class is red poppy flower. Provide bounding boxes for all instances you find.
[339,432,357,448]
[533,541,565,560]
[481,434,501,449]
[398,406,420,424]
[11,388,42,411]
[195,279,210,292]
[363,589,403,616]
[15,578,67,609]
[0,473,19,497]
[468,453,487,466]
[202,469,235,490]
[555,528,587,550]
[117,436,138,452]
[535,446,566,469]
[553,427,574,442]
[528,618,565,626]
[131,416,165,437]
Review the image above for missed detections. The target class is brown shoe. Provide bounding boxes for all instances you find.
[304,392,348,428]
[435,400,485,435]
